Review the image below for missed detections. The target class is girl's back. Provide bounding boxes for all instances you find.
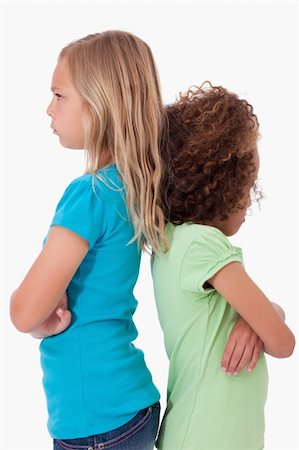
[152,83,294,450]
[152,223,268,450]
[10,30,166,448]
[41,166,159,438]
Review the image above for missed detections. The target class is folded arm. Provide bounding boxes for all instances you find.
[209,262,295,359]
[29,291,71,339]
[10,226,89,334]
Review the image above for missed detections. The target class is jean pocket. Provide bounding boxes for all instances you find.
[54,438,92,450]
[54,403,160,450]
[102,405,154,447]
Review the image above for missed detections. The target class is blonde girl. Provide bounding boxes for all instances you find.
[152,84,295,450]
[10,31,166,450]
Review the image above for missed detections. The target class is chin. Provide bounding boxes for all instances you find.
[59,139,82,150]
[224,230,234,237]
[224,226,240,237]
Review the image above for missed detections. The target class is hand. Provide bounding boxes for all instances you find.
[221,317,263,375]
[30,292,72,339]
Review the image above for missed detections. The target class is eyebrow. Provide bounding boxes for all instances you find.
[51,86,62,92]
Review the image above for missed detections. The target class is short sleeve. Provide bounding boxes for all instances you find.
[180,227,243,294]
[50,176,106,248]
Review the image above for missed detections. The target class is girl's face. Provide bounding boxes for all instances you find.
[213,150,260,237]
[47,58,85,149]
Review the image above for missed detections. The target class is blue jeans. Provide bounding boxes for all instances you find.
[53,402,160,450]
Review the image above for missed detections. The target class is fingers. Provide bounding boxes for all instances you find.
[221,337,263,376]
[56,308,71,322]
[222,317,265,376]
[247,340,263,372]
[229,344,255,375]
[58,292,68,309]
[56,307,65,318]
[221,339,246,375]
[55,308,72,334]
[221,339,238,374]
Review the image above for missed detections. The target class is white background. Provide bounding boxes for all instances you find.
[1,1,298,449]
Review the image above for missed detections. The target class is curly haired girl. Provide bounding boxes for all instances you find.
[152,83,295,450]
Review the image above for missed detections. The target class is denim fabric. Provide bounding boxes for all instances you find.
[53,402,160,450]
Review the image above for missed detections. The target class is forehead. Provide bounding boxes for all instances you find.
[51,58,72,90]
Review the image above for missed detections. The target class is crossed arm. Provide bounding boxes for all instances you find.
[209,262,295,368]
[220,302,285,375]
[10,228,295,376]
[10,226,88,335]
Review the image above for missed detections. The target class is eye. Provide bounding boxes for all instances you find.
[54,93,63,100]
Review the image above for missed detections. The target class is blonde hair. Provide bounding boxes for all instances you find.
[59,31,167,253]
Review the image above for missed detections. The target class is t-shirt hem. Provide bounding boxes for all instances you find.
[48,394,160,439]
[50,223,91,248]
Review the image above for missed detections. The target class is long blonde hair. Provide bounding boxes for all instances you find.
[59,31,166,253]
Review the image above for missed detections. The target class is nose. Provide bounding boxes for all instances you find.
[46,98,55,117]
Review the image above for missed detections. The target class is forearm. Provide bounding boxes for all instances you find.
[262,304,294,357]
[209,263,295,358]
[27,293,71,339]
[10,288,59,333]
[10,227,88,334]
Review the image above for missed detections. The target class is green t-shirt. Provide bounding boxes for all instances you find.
[152,223,268,450]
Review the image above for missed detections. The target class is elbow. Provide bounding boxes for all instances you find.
[274,345,295,359]
[281,334,296,358]
[268,334,296,359]
[11,321,33,334]
[10,292,37,334]
[10,308,35,334]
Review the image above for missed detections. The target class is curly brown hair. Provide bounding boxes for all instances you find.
[161,82,262,225]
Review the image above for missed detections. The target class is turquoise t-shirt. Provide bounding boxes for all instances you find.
[39,165,159,439]
[152,223,268,450]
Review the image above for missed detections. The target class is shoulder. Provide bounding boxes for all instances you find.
[58,175,95,207]
[192,224,236,251]
[167,223,239,252]
[162,223,242,272]
[165,224,243,295]
[190,224,241,259]
[62,165,122,198]
[51,168,121,248]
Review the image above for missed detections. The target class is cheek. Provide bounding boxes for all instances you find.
[76,120,85,146]
[232,211,246,230]
[71,115,85,148]
[73,108,84,132]
[240,209,246,221]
